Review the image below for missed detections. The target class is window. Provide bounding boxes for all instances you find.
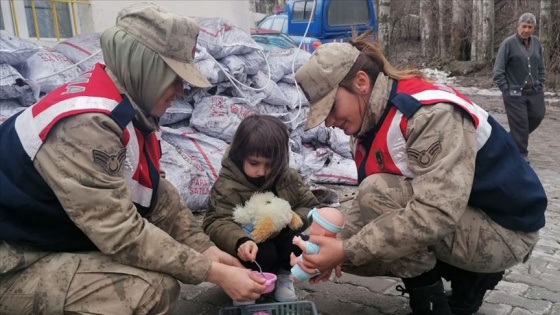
[292,1,314,22]
[1,2,9,31]
[327,0,370,27]
[0,0,79,39]
[270,17,285,32]
[25,0,72,38]
[258,17,274,30]
[252,34,296,52]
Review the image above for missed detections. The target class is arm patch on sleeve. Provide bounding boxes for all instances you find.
[92,148,126,175]
[407,141,442,167]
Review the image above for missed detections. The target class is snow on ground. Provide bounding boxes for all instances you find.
[422,68,456,85]
[423,68,559,104]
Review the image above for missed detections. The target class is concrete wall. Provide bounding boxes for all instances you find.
[80,0,252,34]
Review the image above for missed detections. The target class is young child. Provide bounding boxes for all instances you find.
[203,114,320,304]
[290,207,345,282]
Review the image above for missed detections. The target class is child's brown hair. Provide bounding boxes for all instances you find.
[228,114,290,189]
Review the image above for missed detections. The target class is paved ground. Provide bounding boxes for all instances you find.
[170,89,560,315]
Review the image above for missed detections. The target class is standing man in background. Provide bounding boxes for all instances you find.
[493,12,546,163]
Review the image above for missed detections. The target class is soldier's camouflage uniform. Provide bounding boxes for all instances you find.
[340,76,539,278]
[0,112,214,314]
[1,3,215,315]
[295,43,543,280]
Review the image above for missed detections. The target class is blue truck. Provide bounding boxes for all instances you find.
[254,0,377,52]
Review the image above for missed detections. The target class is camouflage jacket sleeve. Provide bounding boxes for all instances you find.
[149,177,214,254]
[344,103,477,266]
[33,113,212,284]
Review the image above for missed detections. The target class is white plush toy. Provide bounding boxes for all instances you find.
[233,192,303,243]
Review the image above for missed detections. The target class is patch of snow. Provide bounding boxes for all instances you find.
[545,95,560,103]
[421,67,559,104]
[422,68,456,85]
[454,86,501,97]
[455,87,558,104]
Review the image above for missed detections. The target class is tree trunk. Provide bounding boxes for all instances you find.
[471,0,481,61]
[540,0,552,67]
[420,0,435,57]
[554,1,560,74]
[438,0,448,59]
[378,0,391,55]
[375,0,380,23]
[481,0,494,61]
[451,0,469,60]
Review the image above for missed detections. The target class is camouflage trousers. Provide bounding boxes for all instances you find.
[340,173,539,279]
[0,182,186,315]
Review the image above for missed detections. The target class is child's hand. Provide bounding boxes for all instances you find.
[237,240,258,262]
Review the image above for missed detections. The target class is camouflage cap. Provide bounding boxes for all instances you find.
[116,2,211,88]
[295,43,360,130]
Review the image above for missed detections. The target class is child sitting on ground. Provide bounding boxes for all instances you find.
[203,114,320,305]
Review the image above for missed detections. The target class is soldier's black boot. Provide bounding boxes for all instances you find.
[435,260,504,315]
[397,271,452,315]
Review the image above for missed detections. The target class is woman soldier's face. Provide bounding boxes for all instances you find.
[150,77,184,117]
[324,75,369,135]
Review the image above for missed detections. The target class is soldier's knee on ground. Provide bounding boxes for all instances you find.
[65,268,180,315]
[138,273,180,315]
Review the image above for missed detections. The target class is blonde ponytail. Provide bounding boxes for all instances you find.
[348,30,427,81]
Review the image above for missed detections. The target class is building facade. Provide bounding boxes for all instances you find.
[0,0,251,42]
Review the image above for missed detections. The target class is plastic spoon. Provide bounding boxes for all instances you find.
[254,260,265,278]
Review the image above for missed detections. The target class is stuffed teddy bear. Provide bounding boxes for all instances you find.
[233,192,303,243]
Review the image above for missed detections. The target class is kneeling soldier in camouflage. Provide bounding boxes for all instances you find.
[293,31,547,315]
[0,3,266,314]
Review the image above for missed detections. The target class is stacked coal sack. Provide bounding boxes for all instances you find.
[162,17,356,211]
[0,18,357,212]
[0,31,40,110]
[0,32,100,120]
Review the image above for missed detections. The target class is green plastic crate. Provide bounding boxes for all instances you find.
[219,300,318,315]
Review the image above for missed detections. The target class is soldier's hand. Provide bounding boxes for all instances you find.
[237,240,258,262]
[309,267,334,284]
[206,263,266,301]
[203,246,244,268]
[302,235,345,274]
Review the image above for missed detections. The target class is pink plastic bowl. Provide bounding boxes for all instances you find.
[251,271,277,293]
